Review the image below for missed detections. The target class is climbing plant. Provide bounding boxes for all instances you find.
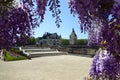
[0,0,120,79]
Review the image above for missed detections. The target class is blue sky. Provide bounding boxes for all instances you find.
[33,0,88,39]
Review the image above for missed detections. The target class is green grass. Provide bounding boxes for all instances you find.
[4,50,27,61]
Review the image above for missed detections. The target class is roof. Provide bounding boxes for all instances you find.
[70,28,77,38]
[42,32,61,39]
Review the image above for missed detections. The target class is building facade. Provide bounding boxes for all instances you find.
[38,32,61,47]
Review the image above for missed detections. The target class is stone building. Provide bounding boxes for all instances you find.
[38,32,61,47]
[69,28,77,45]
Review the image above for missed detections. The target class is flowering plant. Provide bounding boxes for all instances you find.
[0,0,120,79]
[0,0,61,48]
[68,0,120,79]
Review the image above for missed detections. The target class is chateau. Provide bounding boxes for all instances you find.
[38,32,61,47]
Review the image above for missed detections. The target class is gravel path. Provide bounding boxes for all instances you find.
[0,55,92,80]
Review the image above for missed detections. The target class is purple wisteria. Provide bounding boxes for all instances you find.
[90,48,120,79]
[0,7,31,48]
[0,0,61,48]
[68,0,120,54]
[0,0,120,79]
[21,0,61,28]
[68,0,120,79]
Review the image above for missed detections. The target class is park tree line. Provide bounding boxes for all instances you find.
[21,37,87,46]
[61,39,87,45]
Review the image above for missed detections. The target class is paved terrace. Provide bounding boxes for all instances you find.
[0,47,93,80]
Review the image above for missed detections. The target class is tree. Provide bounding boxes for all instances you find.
[60,39,69,45]
[77,39,87,45]
[28,37,36,45]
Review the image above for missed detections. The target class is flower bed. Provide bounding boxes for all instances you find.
[3,48,27,61]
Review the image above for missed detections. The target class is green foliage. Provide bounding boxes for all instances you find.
[60,39,69,45]
[3,49,27,61]
[77,39,87,45]
[35,38,39,42]
[28,37,37,45]
[60,39,87,45]
[11,47,21,53]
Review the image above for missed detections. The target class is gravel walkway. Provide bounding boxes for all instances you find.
[0,55,92,80]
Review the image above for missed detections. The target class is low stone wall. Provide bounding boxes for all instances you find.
[53,45,98,57]
[68,48,97,56]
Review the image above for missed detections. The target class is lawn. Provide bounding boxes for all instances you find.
[3,48,27,61]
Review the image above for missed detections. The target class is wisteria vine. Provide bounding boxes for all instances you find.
[68,0,120,54]
[0,0,120,79]
[68,0,120,79]
[0,0,61,48]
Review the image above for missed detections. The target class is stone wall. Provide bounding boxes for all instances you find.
[53,45,98,57]
[67,48,97,57]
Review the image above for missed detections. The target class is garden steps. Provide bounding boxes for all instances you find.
[21,47,49,49]
[23,48,57,52]
[22,47,68,58]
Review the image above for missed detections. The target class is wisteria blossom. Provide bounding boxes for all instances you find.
[0,0,61,48]
[0,0,120,79]
[68,0,120,79]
